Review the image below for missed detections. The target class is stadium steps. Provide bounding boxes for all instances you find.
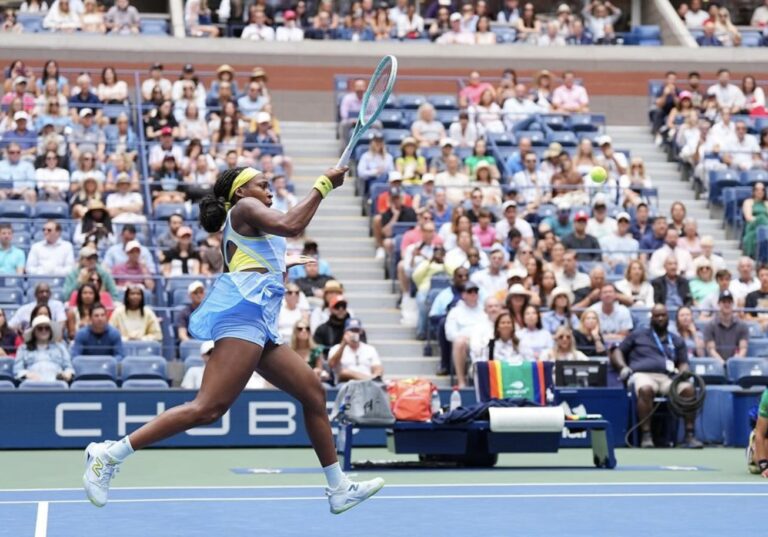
[281,122,444,385]
[606,125,742,268]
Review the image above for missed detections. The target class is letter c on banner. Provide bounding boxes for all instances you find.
[55,403,103,437]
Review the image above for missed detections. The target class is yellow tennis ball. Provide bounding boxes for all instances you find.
[590,166,608,184]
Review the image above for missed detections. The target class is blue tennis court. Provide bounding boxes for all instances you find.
[3,482,765,536]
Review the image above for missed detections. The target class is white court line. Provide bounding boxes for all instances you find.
[0,481,763,493]
[34,501,48,537]
[3,492,768,506]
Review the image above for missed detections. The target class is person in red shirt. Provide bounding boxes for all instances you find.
[459,71,494,108]
[111,240,155,291]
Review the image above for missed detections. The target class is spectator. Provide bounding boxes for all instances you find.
[437,12,473,44]
[589,283,633,342]
[0,142,36,203]
[105,0,140,35]
[581,0,620,42]
[141,63,172,102]
[276,9,304,41]
[337,12,375,41]
[428,6,451,41]
[649,228,694,279]
[599,211,638,269]
[103,224,154,271]
[744,265,768,331]
[572,309,606,357]
[69,108,105,163]
[689,256,718,304]
[731,256,759,304]
[702,290,748,363]
[2,76,35,114]
[514,2,540,43]
[615,259,655,309]
[327,318,382,382]
[109,284,161,342]
[740,76,765,115]
[586,194,617,241]
[502,83,545,127]
[3,112,37,160]
[72,200,114,248]
[411,103,445,148]
[595,135,627,183]
[613,304,702,448]
[111,240,154,290]
[540,326,589,362]
[13,315,72,382]
[652,256,693,310]
[0,224,24,275]
[698,268,732,320]
[181,340,213,389]
[495,200,534,245]
[314,294,351,352]
[25,220,74,276]
[372,186,417,260]
[752,0,768,27]
[557,249,591,293]
[161,226,201,276]
[470,88,504,134]
[572,264,606,310]
[309,280,352,333]
[539,20,565,46]
[177,280,205,342]
[542,286,579,334]
[34,150,68,201]
[0,307,17,355]
[673,305,705,358]
[184,0,219,37]
[677,218,701,259]
[639,216,667,252]
[517,304,553,361]
[567,18,593,45]
[277,283,309,341]
[713,6,740,47]
[106,173,144,223]
[43,0,80,31]
[707,69,744,114]
[357,131,394,185]
[8,283,66,333]
[474,15,495,44]
[337,78,366,144]
[496,0,519,23]
[71,303,124,359]
[470,245,507,297]
[445,284,491,387]
[241,6,275,40]
[156,214,184,249]
[742,182,768,259]
[294,257,333,299]
[562,210,601,261]
[727,121,761,171]
[458,71,494,108]
[684,0,709,28]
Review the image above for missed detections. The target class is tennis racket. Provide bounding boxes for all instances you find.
[336,55,398,169]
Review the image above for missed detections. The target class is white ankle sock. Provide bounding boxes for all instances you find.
[106,436,135,462]
[322,462,345,489]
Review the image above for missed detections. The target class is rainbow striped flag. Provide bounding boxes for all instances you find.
[474,361,552,405]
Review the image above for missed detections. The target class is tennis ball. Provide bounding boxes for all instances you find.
[590,166,608,184]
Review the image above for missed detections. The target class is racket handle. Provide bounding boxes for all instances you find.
[336,143,354,169]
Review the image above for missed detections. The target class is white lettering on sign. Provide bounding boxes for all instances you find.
[187,411,231,436]
[248,402,296,435]
[118,402,166,436]
[55,403,103,437]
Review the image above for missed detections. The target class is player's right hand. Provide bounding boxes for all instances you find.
[325,166,349,189]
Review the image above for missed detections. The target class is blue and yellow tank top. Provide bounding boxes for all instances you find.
[222,211,286,273]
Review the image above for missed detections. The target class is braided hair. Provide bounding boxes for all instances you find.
[199,167,248,232]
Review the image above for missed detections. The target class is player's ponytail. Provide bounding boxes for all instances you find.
[199,168,245,232]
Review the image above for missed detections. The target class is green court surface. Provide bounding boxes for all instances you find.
[0,447,757,489]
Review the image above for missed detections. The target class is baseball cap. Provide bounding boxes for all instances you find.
[387,171,403,183]
[449,12,461,22]
[506,268,527,280]
[501,200,518,212]
[592,193,608,207]
[124,240,142,252]
[507,283,530,296]
[177,226,193,238]
[13,76,28,86]
[463,281,480,292]
[329,294,348,308]
[116,172,131,184]
[421,173,435,183]
[323,280,343,293]
[151,62,163,70]
[79,108,94,118]
[79,246,98,259]
[256,111,271,124]
[597,135,612,146]
[439,138,455,148]
[344,318,363,331]
[182,63,195,73]
[679,90,692,100]
[188,281,204,294]
[616,211,631,222]
[160,126,173,136]
[574,210,589,222]
[556,199,571,212]
[200,340,215,355]
[718,290,734,302]
[557,3,571,12]
[283,9,296,20]
[13,111,29,122]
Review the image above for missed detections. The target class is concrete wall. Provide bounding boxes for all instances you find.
[2,33,766,124]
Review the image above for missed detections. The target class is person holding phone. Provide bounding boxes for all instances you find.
[327,318,383,383]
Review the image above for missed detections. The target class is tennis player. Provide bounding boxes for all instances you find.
[83,166,385,513]
[748,388,768,478]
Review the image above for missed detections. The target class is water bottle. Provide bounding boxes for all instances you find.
[430,387,442,417]
[449,386,462,412]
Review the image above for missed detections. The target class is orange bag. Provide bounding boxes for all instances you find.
[387,378,434,422]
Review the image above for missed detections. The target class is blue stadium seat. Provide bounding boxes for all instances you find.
[383,128,411,144]
[747,338,768,358]
[180,340,204,361]
[547,131,578,147]
[171,288,192,306]
[741,32,762,47]
[123,341,163,357]
[26,275,66,290]
[743,169,768,185]
[429,275,450,291]
[0,358,14,382]
[18,380,69,390]
[541,114,568,131]
[727,358,768,388]
[492,27,516,43]
[121,356,168,382]
[0,288,23,306]
[154,203,187,220]
[122,379,169,389]
[73,355,118,381]
[758,226,768,264]
[184,356,206,371]
[16,13,43,32]
[515,131,546,146]
[11,232,30,249]
[570,114,605,132]
[427,95,458,110]
[435,110,459,127]
[383,93,399,109]
[398,94,427,109]
[140,19,170,35]
[486,132,517,147]
[33,201,69,219]
[0,200,32,219]
[688,357,727,385]
[103,104,131,121]
[708,169,742,206]
[378,110,404,128]
[746,322,764,339]
[71,380,118,390]
[0,379,15,390]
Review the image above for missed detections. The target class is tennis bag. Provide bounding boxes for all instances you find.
[330,380,395,426]
[387,378,435,422]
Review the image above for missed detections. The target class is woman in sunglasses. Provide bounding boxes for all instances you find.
[13,315,73,383]
[278,283,309,341]
[291,321,328,383]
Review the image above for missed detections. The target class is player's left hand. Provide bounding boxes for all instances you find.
[325,167,349,189]
[286,254,316,268]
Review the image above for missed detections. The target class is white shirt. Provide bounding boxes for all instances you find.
[8,299,67,331]
[448,121,478,147]
[328,341,381,377]
[445,300,488,342]
[557,271,591,293]
[707,84,745,111]
[685,9,710,28]
[106,191,143,212]
[35,167,70,191]
[600,233,639,265]
[276,25,304,41]
[495,216,533,241]
[142,78,172,100]
[470,268,508,298]
[26,238,74,275]
[512,169,545,203]
[614,279,655,308]
[727,134,760,170]
[586,217,617,241]
[241,24,275,40]
[396,13,424,38]
[517,328,554,361]
[589,302,633,335]
[730,277,760,302]
[502,97,545,126]
[710,120,737,148]
[277,305,304,342]
[648,244,694,279]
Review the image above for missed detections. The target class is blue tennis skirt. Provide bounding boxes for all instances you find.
[188,272,285,346]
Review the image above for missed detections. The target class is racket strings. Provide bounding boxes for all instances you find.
[362,62,393,125]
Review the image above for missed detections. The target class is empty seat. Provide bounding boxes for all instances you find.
[171,288,192,306]
[0,200,32,219]
[0,379,15,390]
[0,288,23,306]
[547,131,578,147]
[0,358,14,382]
[18,380,69,390]
[179,340,204,361]
[121,356,167,381]
[184,356,206,371]
[73,355,118,381]
[71,379,118,390]
[427,95,458,110]
[33,201,69,219]
[154,204,187,220]
[123,341,163,357]
[398,94,427,109]
[122,379,169,389]
[727,358,768,388]
[747,338,768,358]
[486,132,517,147]
[688,357,727,385]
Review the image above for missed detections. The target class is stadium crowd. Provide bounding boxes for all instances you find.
[677,0,768,47]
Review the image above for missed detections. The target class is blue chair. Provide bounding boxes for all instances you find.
[121,356,168,382]
[154,203,187,220]
[688,357,727,385]
[515,130,546,146]
[140,19,170,35]
[383,93,399,109]
[398,94,427,109]
[436,110,459,128]
[0,379,15,390]
[427,95,458,110]
[179,340,205,361]
[71,380,118,390]
[18,380,69,390]
[122,379,170,389]
[746,322,764,339]
[492,27,516,43]
[0,288,23,306]
[16,13,43,32]
[171,288,192,306]
[486,132,517,147]
[708,169,742,206]
[429,275,450,291]
[743,169,768,185]
[383,128,411,144]
[541,114,568,131]
[741,32,762,47]
[0,358,14,382]
[378,110,404,129]
[0,200,32,219]
[547,131,578,147]
[123,341,163,357]
[747,339,768,358]
[726,358,768,388]
[73,356,118,381]
[33,201,69,219]
[570,114,605,133]
[184,356,206,371]
[758,226,768,264]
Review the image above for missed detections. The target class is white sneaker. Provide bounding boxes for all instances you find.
[326,477,385,514]
[374,247,386,260]
[83,441,121,507]
[747,430,760,474]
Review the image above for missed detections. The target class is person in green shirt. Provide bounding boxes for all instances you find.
[464,138,498,180]
[689,256,719,304]
[748,388,768,478]
[62,246,119,300]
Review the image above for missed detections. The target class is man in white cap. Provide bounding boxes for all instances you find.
[69,108,106,163]
[586,193,617,240]
[106,173,145,223]
[595,135,628,180]
[429,138,457,174]
[599,211,638,268]
[178,281,206,342]
[181,340,215,389]
[62,245,120,299]
[0,142,36,203]
[111,240,155,290]
[437,12,474,44]
[3,111,37,159]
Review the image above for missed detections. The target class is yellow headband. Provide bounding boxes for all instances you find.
[225,168,261,210]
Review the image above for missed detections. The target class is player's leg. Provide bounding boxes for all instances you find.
[83,338,262,507]
[256,343,384,514]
